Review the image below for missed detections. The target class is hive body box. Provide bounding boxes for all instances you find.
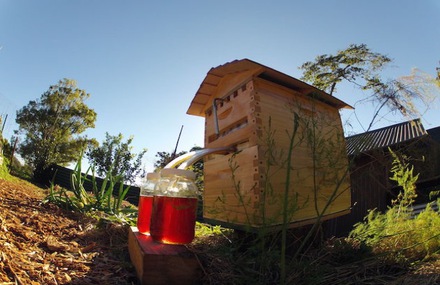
[187,59,352,229]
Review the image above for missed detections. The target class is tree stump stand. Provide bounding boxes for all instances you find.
[128,227,201,285]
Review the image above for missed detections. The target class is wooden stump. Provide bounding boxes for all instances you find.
[128,227,201,285]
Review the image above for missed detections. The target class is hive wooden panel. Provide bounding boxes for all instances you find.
[202,77,351,229]
[187,59,352,230]
[204,145,261,226]
[205,81,257,146]
[203,145,351,228]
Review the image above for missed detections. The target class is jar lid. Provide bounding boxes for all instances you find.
[160,168,196,180]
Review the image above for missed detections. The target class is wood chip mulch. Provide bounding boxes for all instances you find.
[0,178,139,285]
[1,176,439,285]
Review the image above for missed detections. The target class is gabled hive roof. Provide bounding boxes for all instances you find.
[187,59,352,117]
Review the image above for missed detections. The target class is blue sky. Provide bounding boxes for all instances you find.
[1,0,439,174]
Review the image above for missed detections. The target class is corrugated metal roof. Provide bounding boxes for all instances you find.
[346,119,427,156]
[187,59,352,117]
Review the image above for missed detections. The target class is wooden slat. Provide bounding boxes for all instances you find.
[205,123,257,149]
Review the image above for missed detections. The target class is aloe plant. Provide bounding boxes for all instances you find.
[45,152,137,223]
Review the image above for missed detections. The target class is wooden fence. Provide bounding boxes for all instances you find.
[43,164,141,206]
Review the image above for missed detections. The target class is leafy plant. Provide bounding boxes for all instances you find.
[389,149,418,216]
[45,153,137,224]
[70,157,92,207]
[299,43,391,96]
[350,149,440,263]
[15,78,97,182]
[300,44,438,132]
[0,157,12,180]
[86,132,147,185]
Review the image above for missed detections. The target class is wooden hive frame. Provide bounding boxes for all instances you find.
[187,59,352,230]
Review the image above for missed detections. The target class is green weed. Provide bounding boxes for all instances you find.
[350,149,440,263]
[44,153,137,225]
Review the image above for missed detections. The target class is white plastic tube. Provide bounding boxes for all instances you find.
[177,146,235,170]
[164,151,198,169]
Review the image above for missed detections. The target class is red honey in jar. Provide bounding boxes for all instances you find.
[137,196,154,235]
[150,196,198,244]
[137,172,160,235]
[150,169,198,244]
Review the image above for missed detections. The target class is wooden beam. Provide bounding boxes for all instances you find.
[128,227,201,285]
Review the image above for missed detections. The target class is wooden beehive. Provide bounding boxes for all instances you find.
[187,59,352,229]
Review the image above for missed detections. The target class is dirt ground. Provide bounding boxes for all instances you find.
[1,177,439,285]
[0,178,138,285]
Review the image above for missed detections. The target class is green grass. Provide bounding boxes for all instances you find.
[0,158,20,182]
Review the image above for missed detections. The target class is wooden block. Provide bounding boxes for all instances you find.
[128,227,201,285]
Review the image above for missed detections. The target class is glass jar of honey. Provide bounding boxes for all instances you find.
[150,169,199,245]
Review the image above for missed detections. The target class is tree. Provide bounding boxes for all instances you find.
[86,132,147,184]
[15,78,97,181]
[299,44,437,130]
[437,63,440,83]
[299,43,391,96]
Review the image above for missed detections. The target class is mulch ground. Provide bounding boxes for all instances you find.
[1,177,439,285]
[0,178,138,285]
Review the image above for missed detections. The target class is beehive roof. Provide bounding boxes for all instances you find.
[187,58,352,117]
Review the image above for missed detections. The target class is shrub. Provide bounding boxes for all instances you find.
[350,149,440,263]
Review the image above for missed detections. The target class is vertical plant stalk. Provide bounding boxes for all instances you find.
[113,175,131,214]
[228,155,252,227]
[280,112,300,285]
[389,148,418,217]
[310,104,320,218]
[291,106,351,260]
[292,163,350,260]
[71,155,91,206]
